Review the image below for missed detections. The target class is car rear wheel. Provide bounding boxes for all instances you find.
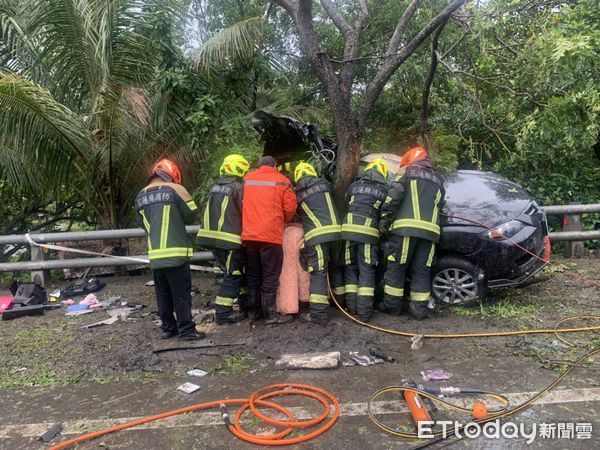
[431,256,487,306]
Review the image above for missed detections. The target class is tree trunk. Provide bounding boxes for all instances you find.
[333,127,363,206]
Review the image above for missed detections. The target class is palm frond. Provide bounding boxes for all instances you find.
[0,71,91,185]
[193,16,263,72]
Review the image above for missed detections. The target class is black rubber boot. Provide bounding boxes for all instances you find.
[179,331,207,341]
[216,309,247,325]
[409,300,430,320]
[161,330,178,339]
[246,289,260,321]
[262,292,293,325]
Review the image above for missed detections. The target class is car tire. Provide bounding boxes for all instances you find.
[431,256,487,306]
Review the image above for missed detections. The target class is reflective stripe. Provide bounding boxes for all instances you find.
[348,213,353,224]
[285,162,291,171]
[309,293,329,304]
[325,193,338,225]
[316,244,324,271]
[304,225,342,241]
[345,242,352,265]
[140,210,152,251]
[245,180,291,188]
[387,253,395,262]
[391,219,440,235]
[203,203,210,230]
[349,195,355,205]
[374,200,382,209]
[215,296,235,307]
[342,224,379,238]
[186,200,198,211]
[358,287,375,296]
[365,218,372,228]
[411,291,430,302]
[364,243,371,265]
[426,243,436,267]
[411,179,420,220]
[345,284,358,293]
[148,247,192,259]
[302,203,322,228]
[400,236,410,264]
[333,286,346,295]
[196,229,242,245]
[160,205,171,249]
[384,195,392,205]
[384,285,404,297]
[432,190,442,224]
[226,250,232,273]
[232,270,242,276]
[218,196,229,231]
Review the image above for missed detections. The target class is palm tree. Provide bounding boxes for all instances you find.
[0,0,190,228]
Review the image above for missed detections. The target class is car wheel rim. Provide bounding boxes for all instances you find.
[432,268,477,305]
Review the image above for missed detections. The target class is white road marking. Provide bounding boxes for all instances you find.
[2,387,599,439]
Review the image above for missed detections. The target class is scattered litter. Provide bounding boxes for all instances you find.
[196,311,215,323]
[16,367,27,372]
[99,296,121,308]
[108,308,133,319]
[187,369,208,377]
[120,301,146,309]
[66,304,93,316]
[421,369,453,381]
[61,299,75,306]
[275,351,341,370]
[342,361,356,367]
[369,347,395,362]
[410,334,424,351]
[38,423,62,444]
[145,280,155,287]
[0,296,13,313]
[80,293,100,307]
[62,278,105,297]
[349,352,384,366]
[177,382,200,394]
[82,316,119,329]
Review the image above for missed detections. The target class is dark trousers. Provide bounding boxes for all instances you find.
[303,241,344,323]
[383,235,436,313]
[245,241,283,295]
[213,248,245,318]
[343,241,378,320]
[153,264,195,336]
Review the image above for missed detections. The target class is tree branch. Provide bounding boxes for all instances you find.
[386,0,421,55]
[359,0,467,129]
[319,0,352,38]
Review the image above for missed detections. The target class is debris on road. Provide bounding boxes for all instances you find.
[66,304,93,316]
[82,316,119,329]
[275,351,341,370]
[369,347,395,362]
[349,352,384,366]
[145,280,155,287]
[152,336,250,353]
[421,369,453,381]
[38,422,63,444]
[177,382,200,394]
[187,369,208,377]
[410,334,424,350]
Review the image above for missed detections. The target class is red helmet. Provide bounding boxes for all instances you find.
[399,146,429,167]
[151,158,181,184]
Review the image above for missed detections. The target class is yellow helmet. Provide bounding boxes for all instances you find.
[220,154,250,177]
[294,162,318,183]
[364,158,388,179]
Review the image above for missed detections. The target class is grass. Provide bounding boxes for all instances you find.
[452,300,536,320]
[224,354,255,374]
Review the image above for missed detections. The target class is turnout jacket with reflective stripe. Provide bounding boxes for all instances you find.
[196,175,243,250]
[241,165,297,244]
[295,176,341,246]
[380,160,444,243]
[341,170,389,244]
[135,179,198,269]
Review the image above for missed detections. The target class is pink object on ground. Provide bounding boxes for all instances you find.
[0,296,13,314]
[61,299,75,306]
[276,224,310,314]
[80,293,99,306]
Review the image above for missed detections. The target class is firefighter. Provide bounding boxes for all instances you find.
[294,162,343,325]
[196,154,250,325]
[242,156,297,325]
[134,159,205,340]
[341,159,389,322]
[379,147,444,320]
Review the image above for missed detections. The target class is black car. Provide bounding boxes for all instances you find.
[250,111,550,306]
[432,170,549,305]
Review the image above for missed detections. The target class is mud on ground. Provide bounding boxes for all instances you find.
[0,257,598,389]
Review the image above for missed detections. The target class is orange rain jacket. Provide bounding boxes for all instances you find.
[241,165,297,244]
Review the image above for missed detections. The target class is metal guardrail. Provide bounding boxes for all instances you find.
[0,205,598,284]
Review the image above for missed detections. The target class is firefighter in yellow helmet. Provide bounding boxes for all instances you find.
[341,158,389,322]
[294,162,343,325]
[197,154,250,324]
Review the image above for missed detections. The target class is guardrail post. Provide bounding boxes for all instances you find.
[30,245,51,286]
[562,203,585,258]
